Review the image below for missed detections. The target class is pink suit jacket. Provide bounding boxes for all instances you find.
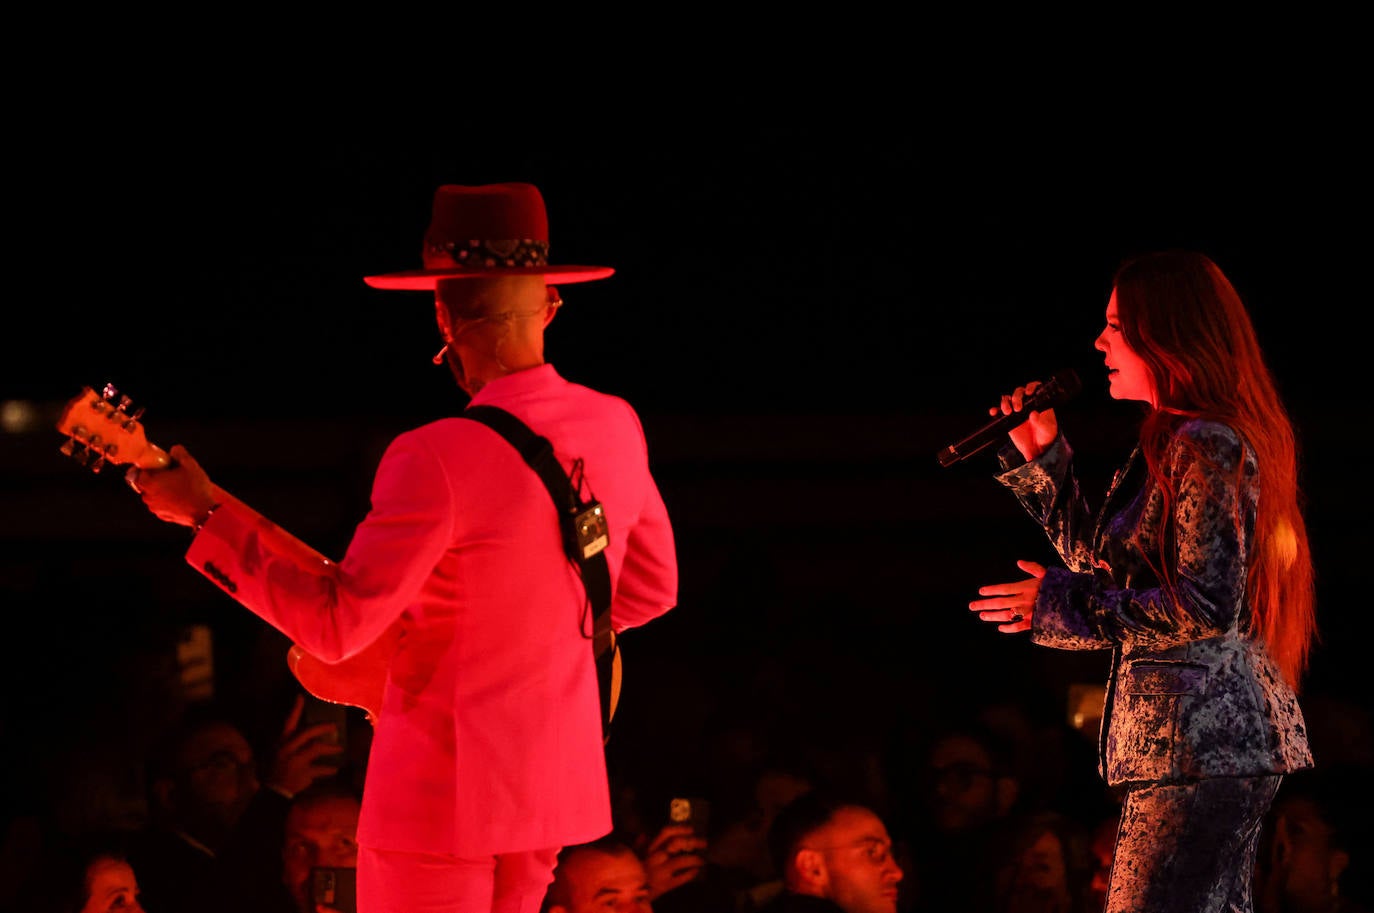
[185,364,678,855]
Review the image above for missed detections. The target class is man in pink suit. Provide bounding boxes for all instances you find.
[128,182,679,912]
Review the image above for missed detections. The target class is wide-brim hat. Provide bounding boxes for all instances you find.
[364,182,614,290]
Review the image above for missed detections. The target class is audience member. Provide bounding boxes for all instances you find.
[12,831,146,913]
[757,789,904,913]
[708,759,818,910]
[609,719,826,912]
[989,810,1093,913]
[898,716,1025,913]
[1255,765,1374,913]
[543,836,654,913]
[974,689,1114,828]
[77,852,144,913]
[280,782,362,913]
[128,696,341,913]
[639,813,746,913]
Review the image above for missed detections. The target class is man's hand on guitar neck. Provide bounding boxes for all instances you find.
[127,443,223,532]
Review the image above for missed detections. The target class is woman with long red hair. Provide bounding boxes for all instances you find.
[968,249,1316,912]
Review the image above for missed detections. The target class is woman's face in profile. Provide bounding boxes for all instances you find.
[1095,289,1156,406]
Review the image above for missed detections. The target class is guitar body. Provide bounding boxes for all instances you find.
[288,622,401,725]
[600,637,622,745]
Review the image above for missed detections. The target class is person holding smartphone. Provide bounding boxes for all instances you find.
[281,782,361,913]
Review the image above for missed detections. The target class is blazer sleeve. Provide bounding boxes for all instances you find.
[607,402,678,632]
[610,481,678,632]
[185,429,456,662]
[1035,422,1253,649]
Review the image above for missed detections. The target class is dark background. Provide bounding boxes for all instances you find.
[2,95,1369,828]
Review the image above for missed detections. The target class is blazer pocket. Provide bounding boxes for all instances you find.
[1120,661,1207,695]
[1107,661,1210,783]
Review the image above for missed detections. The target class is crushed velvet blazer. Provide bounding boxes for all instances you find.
[995,418,1312,786]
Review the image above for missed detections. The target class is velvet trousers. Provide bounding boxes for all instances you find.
[1107,774,1281,913]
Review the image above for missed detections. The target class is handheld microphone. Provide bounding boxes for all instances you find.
[936,369,1082,468]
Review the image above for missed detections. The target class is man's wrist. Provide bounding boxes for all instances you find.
[193,503,222,533]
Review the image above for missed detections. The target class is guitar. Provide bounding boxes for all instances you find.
[55,384,622,738]
[56,383,394,724]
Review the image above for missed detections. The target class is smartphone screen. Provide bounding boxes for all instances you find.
[668,796,710,838]
[300,696,348,767]
[311,866,358,913]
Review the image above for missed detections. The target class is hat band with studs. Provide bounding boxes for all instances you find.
[425,238,550,271]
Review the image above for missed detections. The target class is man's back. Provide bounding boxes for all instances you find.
[357,363,676,854]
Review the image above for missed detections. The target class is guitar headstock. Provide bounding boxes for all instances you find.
[56,383,170,473]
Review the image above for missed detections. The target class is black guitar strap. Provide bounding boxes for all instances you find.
[462,405,617,743]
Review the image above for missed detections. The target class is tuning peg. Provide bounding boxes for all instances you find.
[59,436,77,458]
[66,440,91,466]
[114,395,133,416]
[101,383,118,402]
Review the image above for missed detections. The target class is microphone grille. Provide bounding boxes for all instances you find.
[1052,368,1083,400]
[1034,369,1082,408]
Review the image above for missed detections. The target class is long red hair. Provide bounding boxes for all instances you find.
[1112,250,1316,688]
